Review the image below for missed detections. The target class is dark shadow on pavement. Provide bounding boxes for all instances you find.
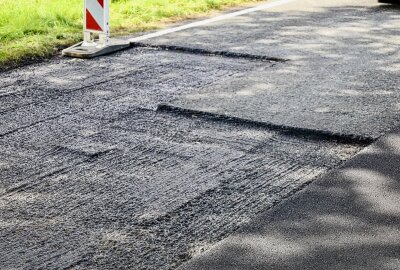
[181,128,400,269]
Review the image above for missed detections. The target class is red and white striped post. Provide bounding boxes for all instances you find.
[83,0,110,47]
[62,0,129,58]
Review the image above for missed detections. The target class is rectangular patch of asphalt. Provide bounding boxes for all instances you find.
[161,54,400,140]
[0,107,362,270]
[141,1,400,139]
[0,47,275,138]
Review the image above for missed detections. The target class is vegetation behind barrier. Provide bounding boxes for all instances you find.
[0,0,261,67]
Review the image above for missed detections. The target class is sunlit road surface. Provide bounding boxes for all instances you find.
[0,0,399,269]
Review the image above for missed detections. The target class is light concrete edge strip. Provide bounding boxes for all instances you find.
[128,0,296,43]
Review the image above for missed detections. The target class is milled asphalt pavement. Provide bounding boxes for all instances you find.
[0,0,399,269]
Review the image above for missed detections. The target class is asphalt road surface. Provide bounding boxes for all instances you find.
[0,0,399,269]
[146,0,400,139]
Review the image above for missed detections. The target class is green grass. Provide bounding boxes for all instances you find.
[0,0,261,67]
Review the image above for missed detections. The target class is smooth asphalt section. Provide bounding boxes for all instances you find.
[178,123,400,270]
[142,0,400,139]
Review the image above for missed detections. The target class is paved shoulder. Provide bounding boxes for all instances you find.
[179,126,400,270]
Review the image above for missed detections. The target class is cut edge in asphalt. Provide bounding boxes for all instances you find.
[157,104,376,146]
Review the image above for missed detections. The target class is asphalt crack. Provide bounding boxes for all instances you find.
[131,42,289,63]
[0,112,73,139]
[0,68,147,115]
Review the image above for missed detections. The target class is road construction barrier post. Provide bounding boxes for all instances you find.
[62,0,129,58]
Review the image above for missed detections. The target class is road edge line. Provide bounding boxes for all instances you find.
[129,0,296,43]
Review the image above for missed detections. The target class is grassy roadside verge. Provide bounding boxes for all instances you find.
[0,0,262,68]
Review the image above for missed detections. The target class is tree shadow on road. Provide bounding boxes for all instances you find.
[183,129,400,269]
